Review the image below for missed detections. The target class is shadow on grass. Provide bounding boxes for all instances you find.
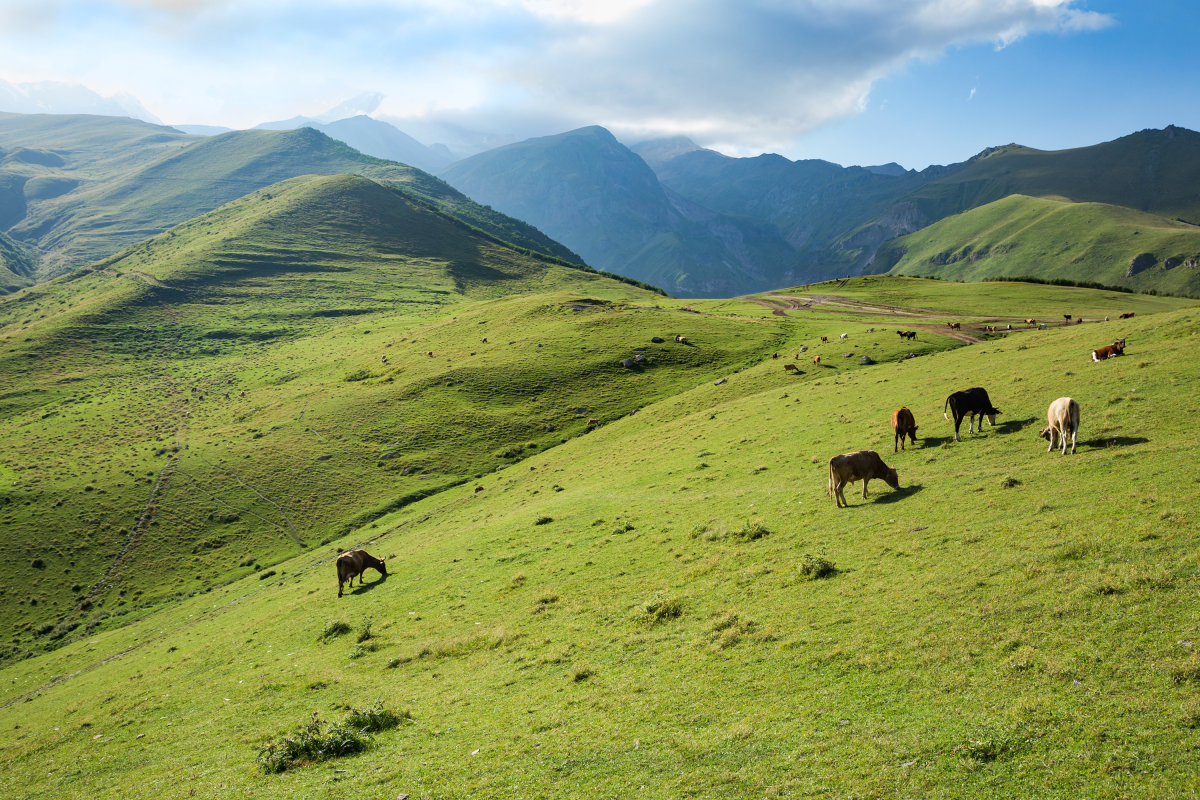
[875,484,923,504]
[349,574,388,596]
[918,435,953,448]
[996,416,1037,434]
[1088,435,1149,449]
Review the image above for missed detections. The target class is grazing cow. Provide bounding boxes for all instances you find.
[336,549,387,597]
[784,363,800,373]
[1039,397,1080,455]
[1064,314,1073,323]
[426,351,433,357]
[897,330,907,339]
[828,450,900,508]
[1076,317,1084,324]
[813,355,821,365]
[1119,312,1135,319]
[890,407,919,452]
[840,333,849,340]
[820,336,828,343]
[587,418,599,427]
[1038,323,1047,330]
[943,387,1001,442]
[1091,338,1126,361]
[905,330,916,340]
[946,322,961,330]
[675,334,688,344]
[1024,319,1036,325]
[1104,316,1109,322]
[772,352,779,359]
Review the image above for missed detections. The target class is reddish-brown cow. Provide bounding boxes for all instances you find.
[890,407,919,452]
[828,451,900,508]
[336,549,387,597]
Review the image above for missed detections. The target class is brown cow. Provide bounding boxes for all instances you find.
[336,549,387,597]
[784,363,800,373]
[813,355,821,365]
[1119,312,1135,319]
[1091,338,1126,361]
[828,450,900,508]
[772,352,779,359]
[946,322,961,330]
[1039,397,1080,455]
[1024,318,1037,325]
[820,336,828,343]
[890,407,918,452]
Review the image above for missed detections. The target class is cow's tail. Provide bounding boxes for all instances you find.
[827,459,833,498]
[943,397,951,421]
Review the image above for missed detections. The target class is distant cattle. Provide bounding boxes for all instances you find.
[828,450,900,508]
[1091,338,1126,361]
[946,322,961,330]
[1119,312,1135,319]
[943,387,1001,442]
[772,352,779,359]
[1025,319,1036,325]
[904,330,916,340]
[840,333,849,340]
[336,549,387,598]
[426,351,433,357]
[784,363,800,373]
[820,336,828,343]
[813,355,821,365]
[675,334,688,344]
[1040,397,1080,455]
[897,330,907,339]
[890,407,919,452]
[1038,323,1046,330]
[1064,314,1073,323]
[1076,317,1084,324]
[587,418,599,427]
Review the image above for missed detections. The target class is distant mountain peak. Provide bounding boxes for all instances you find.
[629,135,705,171]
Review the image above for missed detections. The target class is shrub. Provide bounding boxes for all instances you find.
[800,551,838,580]
[342,369,375,382]
[640,592,683,624]
[256,705,411,774]
[356,619,373,643]
[732,518,770,540]
[344,702,411,733]
[534,515,553,526]
[319,620,352,642]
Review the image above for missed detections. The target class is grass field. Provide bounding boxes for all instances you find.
[2,268,1198,798]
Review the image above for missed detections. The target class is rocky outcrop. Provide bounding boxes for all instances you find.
[1127,252,1157,277]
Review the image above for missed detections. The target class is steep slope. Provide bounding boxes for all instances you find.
[440,126,803,297]
[0,229,34,291]
[877,194,1200,295]
[0,173,783,662]
[0,113,580,285]
[3,279,1198,798]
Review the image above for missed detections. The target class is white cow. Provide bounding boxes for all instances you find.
[1039,397,1080,455]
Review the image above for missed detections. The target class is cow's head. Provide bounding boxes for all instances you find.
[884,467,900,490]
[1039,426,1053,441]
[985,407,1000,426]
[377,559,388,578]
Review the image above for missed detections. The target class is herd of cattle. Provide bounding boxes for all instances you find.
[826,324,1128,508]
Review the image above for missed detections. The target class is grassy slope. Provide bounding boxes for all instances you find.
[0,115,579,283]
[0,173,782,662]
[878,195,1200,296]
[2,277,1198,798]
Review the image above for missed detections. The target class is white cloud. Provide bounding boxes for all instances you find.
[0,0,1113,148]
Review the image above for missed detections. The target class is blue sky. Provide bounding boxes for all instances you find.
[0,1,1195,168]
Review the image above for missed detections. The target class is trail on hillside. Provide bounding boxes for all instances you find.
[746,293,986,342]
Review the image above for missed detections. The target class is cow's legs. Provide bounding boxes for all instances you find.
[861,478,870,500]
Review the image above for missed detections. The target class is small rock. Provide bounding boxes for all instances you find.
[858,355,874,365]
[651,336,665,343]
[714,377,727,385]
[317,454,333,461]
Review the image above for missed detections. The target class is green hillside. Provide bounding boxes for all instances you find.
[0,173,781,663]
[0,114,580,284]
[2,275,1198,798]
[877,194,1200,295]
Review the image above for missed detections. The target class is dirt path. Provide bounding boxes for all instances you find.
[746,292,986,342]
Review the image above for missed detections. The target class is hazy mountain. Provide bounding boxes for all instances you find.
[253,114,452,172]
[0,78,161,123]
[0,112,579,285]
[629,135,704,171]
[171,124,234,136]
[440,126,806,296]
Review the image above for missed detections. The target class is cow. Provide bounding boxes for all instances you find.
[1076,317,1084,324]
[1119,312,1135,319]
[772,352,779,359]
[813,355,821,366]
[840,333,849,340]
[426,351,433,357]
[1092,338,1126,361]
[943,387,1001,442]
[1025,319,1037,325]
[675,334,688,344]
[820,336,828,343]
[587,418,599,427]
[1064,314,1073,323]
[1038,323,1047,330]
[336,549,387,597]
[1039,397,1080,455]
[947,322,961,330]
[784,363,800,373]
[890,407,919,452]
[897,330,908,339]
[828,450,900,508]
[905,330,916,340]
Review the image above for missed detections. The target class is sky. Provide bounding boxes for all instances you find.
[0,0,1196,169]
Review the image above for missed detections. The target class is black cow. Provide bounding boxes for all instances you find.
[943,387,1001,442]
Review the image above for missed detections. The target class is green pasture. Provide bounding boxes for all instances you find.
[2,276,1198,798]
